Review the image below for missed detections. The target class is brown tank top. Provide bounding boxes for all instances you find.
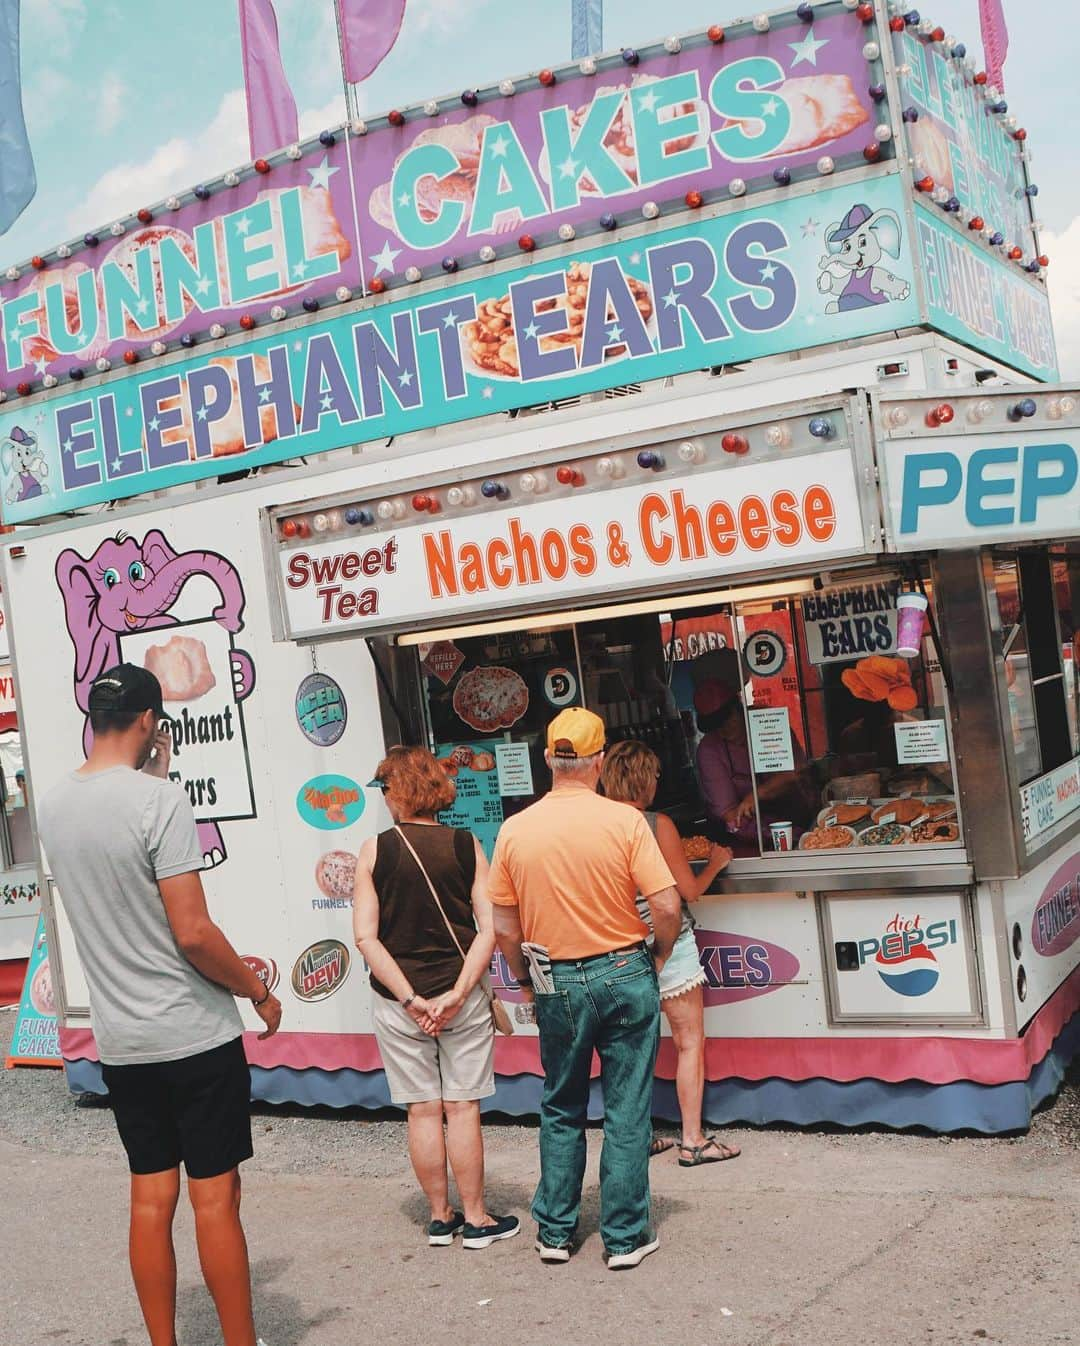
[369,823,478,1000]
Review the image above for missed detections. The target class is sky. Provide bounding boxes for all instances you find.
[5,0,1077,374]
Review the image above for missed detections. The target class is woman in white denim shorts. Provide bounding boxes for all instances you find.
[354,747,519,1251]
[601,741,742,1167]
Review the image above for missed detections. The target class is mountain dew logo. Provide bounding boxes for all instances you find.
[857,913,959,998]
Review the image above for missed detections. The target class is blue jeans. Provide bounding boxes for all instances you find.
[531,946,660,1255]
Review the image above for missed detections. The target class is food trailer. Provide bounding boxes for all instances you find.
[0,2,1076,1131]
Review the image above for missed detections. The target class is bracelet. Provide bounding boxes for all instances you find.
[401,993,416,1010]
[252,983,270,1006]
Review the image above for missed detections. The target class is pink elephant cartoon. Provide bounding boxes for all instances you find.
[55,529,256,869]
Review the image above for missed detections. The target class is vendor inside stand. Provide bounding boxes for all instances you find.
[388,568,964,876]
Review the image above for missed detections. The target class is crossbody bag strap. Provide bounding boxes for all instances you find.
[393,825,469,964]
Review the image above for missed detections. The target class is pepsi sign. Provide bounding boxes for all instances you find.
[856,912,959,997]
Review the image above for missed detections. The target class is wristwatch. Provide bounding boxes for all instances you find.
[252,983,270,1006]
[401,993,416,1010]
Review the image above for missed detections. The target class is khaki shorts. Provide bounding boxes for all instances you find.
[372,983,496,1105]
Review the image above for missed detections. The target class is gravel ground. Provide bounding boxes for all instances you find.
[1,1006,1078,1346]
[1,1006,1076,1173]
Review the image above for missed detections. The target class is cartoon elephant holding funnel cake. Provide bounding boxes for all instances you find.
[817,202,911,314]
[55,530,256,869]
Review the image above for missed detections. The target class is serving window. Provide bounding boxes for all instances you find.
[390,566,962,868]
[990,544,1080,854]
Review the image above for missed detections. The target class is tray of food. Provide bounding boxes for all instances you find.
[799,824,858,850]
[817,803,872,828]
[857,822,911,847]
[909,819,961,844]
[681,835,711,862]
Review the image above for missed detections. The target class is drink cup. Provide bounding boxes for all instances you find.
[770,821,793,852]
[896,592,929,657]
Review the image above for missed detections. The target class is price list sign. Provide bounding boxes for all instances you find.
[437,741,505,859]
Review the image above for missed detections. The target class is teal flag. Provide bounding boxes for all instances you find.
[571,0,602,58]
[0,0,34,234]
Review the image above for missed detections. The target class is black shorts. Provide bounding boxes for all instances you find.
[101,1037,253,1179]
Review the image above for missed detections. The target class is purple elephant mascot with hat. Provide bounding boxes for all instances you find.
[817,202,911,315]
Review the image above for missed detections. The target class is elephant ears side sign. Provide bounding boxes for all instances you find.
[817,202,912,315]
[54,529,258,870]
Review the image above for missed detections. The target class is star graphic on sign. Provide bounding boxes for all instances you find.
[524,321,540,340]
[606,324,623,343]
[370,240,402,276]
[196,406,208,421]
[490,134,510,159]
[398,369,414,387]
[629,252,642,266]
[762,98,780,117]
[136,297,150,316]
[398,191,411,208]
[258,387,272,404]
[235,215,252,236]
[801,217,820,238]
[320,393,333,410]
[32,356,48,375]
[195,276,212,296]
[292,260,308,280]
[308,155,339,191]
[558,156,580,180]
[111,457,123,473]
[148,416,160,432]
[637,88,659,114]
[663,289,679,309]
[62,437,74,454]
[293,340,303,351]
[442,309,460,329]
[759,262,778,280]
[125,406,134,416]
[482,385,494,399]
[788,27,828,68]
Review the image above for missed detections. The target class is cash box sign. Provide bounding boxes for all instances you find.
[291,940,351,1001]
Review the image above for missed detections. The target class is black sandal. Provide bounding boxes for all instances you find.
[649,1134,676,1158]
[678,1135,741,1166]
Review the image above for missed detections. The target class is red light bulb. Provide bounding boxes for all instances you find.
[722,433,748,455]
[968,216,984,231]
[974,71,987,85]
[1038,254,1049,268]
[1013,128,1027,142]
[123,350,138,365]
[889,15,905,31]
[685,189,703,209]
[856,3,875,20]
[239,314,256,330]
[1008,246,1023,260]
[281,519,298,538]
[539,69,557,86]
[518,234,536,252]
[388,109,405,127]
[137,208,153,224]
[707,25,725,42]
[863,143,882,163]
[926,403,954,427]
[412,493,432,512]
[254,158,271,174]
[295,519,311,539]
[30,255,45,269]
[16,381,31,396]
[369,277,387,294]
[930,26,945,41]
[915,176,934,193]
[556,466,575,485]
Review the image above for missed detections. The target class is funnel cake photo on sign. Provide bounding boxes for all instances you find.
[145,634,217,701]
[452,666,529,732]
[369,116,499,231]
[460,261,654,380]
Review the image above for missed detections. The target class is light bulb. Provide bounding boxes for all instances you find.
[967,399,994,424]
[595,456,625,480]
[884,406,910,429]
[765,424,791,448]
[677,441,705,464]
[312,513,329,533]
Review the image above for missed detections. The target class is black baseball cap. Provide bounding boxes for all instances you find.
[88,663,164,717]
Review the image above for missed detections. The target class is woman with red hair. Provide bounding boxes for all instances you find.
[353,746,519,1251]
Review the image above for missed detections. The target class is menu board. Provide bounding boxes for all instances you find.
[436,741,504,859]
[748,707,795,774]
[894,719,949,766]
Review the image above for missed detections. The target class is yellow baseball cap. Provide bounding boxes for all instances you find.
[547,707,605,758]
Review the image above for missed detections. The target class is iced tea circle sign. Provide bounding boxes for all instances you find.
[295,672,347,746]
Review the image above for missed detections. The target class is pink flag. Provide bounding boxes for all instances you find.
[336,0,407,83]
[979,0,1009,91]
[238,0,299,157]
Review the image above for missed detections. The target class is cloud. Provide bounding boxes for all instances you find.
[23,66,74,136]
[71,89,250,232]
[405,0,496,35]
[22,0,87,60]
[98,73,126,136]
[1043,217,1080,379]
[298,94,350,139]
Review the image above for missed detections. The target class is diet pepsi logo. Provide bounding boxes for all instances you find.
[857,913,958,997]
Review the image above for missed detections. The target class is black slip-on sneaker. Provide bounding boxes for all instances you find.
[461,1214,521,1249]
[427,1211,465,1246]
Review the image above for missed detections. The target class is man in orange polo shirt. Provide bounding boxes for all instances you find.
[489,707,681,1269]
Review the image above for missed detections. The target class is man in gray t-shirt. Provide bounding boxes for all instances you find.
[37,663,280,1346]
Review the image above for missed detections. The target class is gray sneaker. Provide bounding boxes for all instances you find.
[535,1238,572,1263]
[606,1231,660,1269]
